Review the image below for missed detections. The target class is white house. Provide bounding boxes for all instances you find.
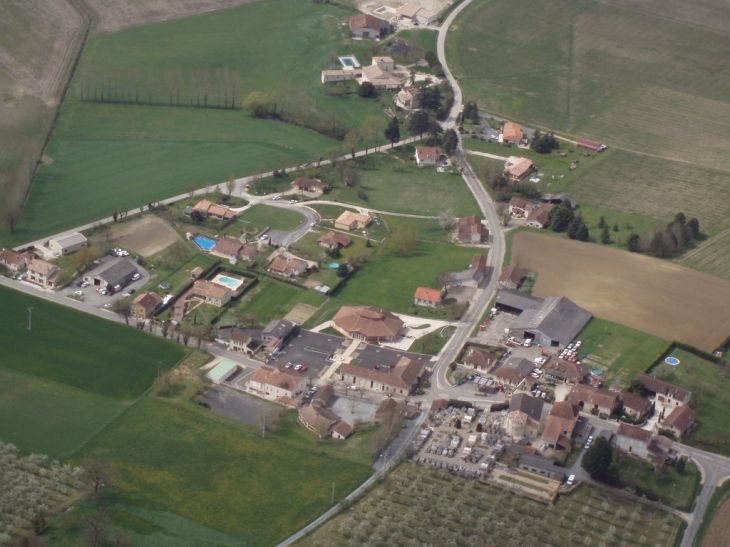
[49,232,87,256]
[415,146,441,167]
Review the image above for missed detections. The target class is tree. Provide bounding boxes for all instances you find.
[649,231,669,257]
[82,458,112,498]
[600,225,611,244]
[613,223,619,232]
[226,174,236,196]
[407,110,430,137]
[626,233,641,252]
[343,130,360,158]
[361,116,385,155]
[438,208,457,230]
[243,91,273,118]
[530,132,559,154]
[549,201,574,233]
[239,313,258,327]
[438,271,454,288]
[384,117,400,147]
[576,223,589,242]
[111,298,132,325]
[358,82,375,98]
[78,512,108,547]
[687,217,700,238]
[442,129,459,156]
[598,216,606,229]
[581,437,613,482]
[385,226,418,255]
[567,213,584,240]
[5,207,20,235]
[336,263,349,277]
[463,101,479,123]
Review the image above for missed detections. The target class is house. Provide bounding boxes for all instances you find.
[492,356,534,387]
[349,13,389,39]
[501,122,524,143]
[340,356,424,395]
[519,454,565,482]
[504,157,535,181]
[544,358,589,385]
[494,288,543,314]
[332,421,355,440]
[541,401,579,450]
[415,146,441,167]
[193,199,236,220]
[26,259,60,289]
[372,56,395,73]
[450,254,488,288]
[332,305,404,343]
[614,423,652,459]
[318,231,351,250]
[464,348,499,373]
[268,256,308,277]
[431,398,449,411]
[526,203,556,229]
[321,70,357,84]
[456,215,489,244]
[261,319,298,352]
[248,365,308,402]
[395,86,420,110]
[131,292,163,320]
[85,259,138,290]
[312,384,335,406]
[396,3,438,25]
[413,287,442,308]
[620,390,653,419]
[191,280,232,307]
[660,406,696,439]
[360,62,401,90]
[0,248,29,273]
[292,177,328,195]
[228,329,262,354]
[509,295,592,349]
[498,264,525,290]
[508,197,539,218]
[211,237,244,260]
[334,211,371,231]
[635,373,692,407]
[507,393,544,441]
[49,232,87,256]
[567,384,618,417]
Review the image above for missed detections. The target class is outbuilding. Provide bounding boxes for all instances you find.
[49,232,87,256]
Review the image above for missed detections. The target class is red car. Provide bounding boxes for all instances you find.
[301,365,309,372]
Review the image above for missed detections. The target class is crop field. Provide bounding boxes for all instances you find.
[698,480,730,547]
[575,318,669,388]
[0,368,125,460]
[680,227,730,281]
[296,463,683,547]
[0,285,188,401]
[77,397,372,547]
[510,232,730,352]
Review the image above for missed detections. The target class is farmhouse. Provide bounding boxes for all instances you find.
[131,291,163,320]
[450,254,488,288]
[494,289,543,314]
[635,373,692,407]
[247,365,307,401]
[318,231,351,250]
[396,3,438,25]
[498,264,525,290]
[507,393,544,441]
[299,404,341,437]
[349,13,389,39]
[360,59,401,90]
[268,256,308,277]
[292,177,328,195]
[509,295,592,348]
[395,86,420,110]
[541,401,579,450]
[508,197,539,218]
[620,390,653,419]
[492,356,534,387]
[26,259,60,289]
[85,259,138,290]
[49,232,87,256]
[544,358,588,385]
[321,70,357,84]
[504,157,535,181]
[566,384,618,417]
[501,122,524,143]
[0,248,29,273]
[457,215,489,244]
[526,203,556,229]
[193,199,236,220]
[519,454,565,482]
[340,356,424,395]
[660,405,696,439]
[332,305,405,343]
[464,348,499,373]
[415,146,442,167]
[335,211,371,231]
[191,280,232,307]
[413,286,442,308]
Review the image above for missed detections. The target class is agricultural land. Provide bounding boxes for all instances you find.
[697,479,730,547]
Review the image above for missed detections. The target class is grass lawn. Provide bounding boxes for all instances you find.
[146,244,221,299]
[238,204,307,232]
[383,215,451,243]
[76,397,372,547]
[576,318,670,388]
[0,285,189,401]
[653,349,730,455]
[410,326,457,356]
[0,368,125,460]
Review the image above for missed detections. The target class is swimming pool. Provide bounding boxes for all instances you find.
[193,236,216,251]
[339,55,360,69]
[212,273,245,290]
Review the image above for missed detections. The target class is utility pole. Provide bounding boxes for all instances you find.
[331,481,335,505]
[27,307,33,330]
[262,415,266,439]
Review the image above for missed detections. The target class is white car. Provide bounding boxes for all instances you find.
[294,364,302,371]
[290,199,297,204]
[131,273,141,281]
[566,474,575,485]
[272,195,281,200]
[74,290,84,296]
[310,222,316,227]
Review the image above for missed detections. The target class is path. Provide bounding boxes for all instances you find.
[465,149,511,161]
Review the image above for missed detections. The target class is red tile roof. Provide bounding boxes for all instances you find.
[617,423,652,442]
[318,231,351,248]
[415,146,441,161]
[502,122,523,142]
[350,13,383,31]
[333,306,404,340]
[499,264,525,285]
[414,287,442,303]
[662,406,696,435]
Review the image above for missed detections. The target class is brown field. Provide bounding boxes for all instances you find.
[702,496,730,547]
[86,0,264,34]
[511,231,730,351]
[104,215,181,257]
[284,303,319,324]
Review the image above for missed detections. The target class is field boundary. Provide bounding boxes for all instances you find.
[692,477,730,547]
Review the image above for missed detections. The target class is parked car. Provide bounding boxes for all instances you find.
[127,289,136,294]
[74,290,84,296]
[294,364,302,371]
[566,474,575,485]
[289,199,297,204]
[301,365,309,372]
[131,273,141,281]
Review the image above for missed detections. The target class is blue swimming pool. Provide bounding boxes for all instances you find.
[217,276,240,288]
[193,236,216,251]
[338,55,360,69]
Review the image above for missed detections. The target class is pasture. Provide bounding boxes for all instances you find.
[0,285,188,401]
[295,463,683,547]
[77,397,372,547]
[510,232,730,352]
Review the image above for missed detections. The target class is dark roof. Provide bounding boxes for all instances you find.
[545,358,589,383]
[617,423,652,442]
[635,373,691,403]
[510,296,592,345]
[262,319,297,340]
[499,264,525,285]
[96,259,138,286]
[495,289,543,311]
[509,393,543,423]
[519,454,565,477]
[662,406,696,434]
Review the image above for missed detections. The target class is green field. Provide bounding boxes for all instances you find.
[0,368,125,460]
[0,285,188,401]
[77,397,372,547]
[239,204,307,232]
[383,215,452,243]
[576,318,670,388]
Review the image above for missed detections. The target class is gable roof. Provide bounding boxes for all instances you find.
[349,13,383,31]
[414,287,442,303]
[635,373,691,402]
[527,203,555,226]
[505,157,534,179]
[132,291,163,309]
[50,232,87,247]
[318,231,351,247]
[464,348,499,369]
[471,254,488,272]
[509,196,538,210]
[495,288,543,311]
[299,404,340,436]
[617,423,652,442]
[550,401,580,420]
[567,384,618,410]
[193,280,231,301]
[545,358,589,383]
[499,264,525,285]
[542,402,579,447]
[28,258,58,276]
[335,211,370,227]
[457,215,486,241]
[510,296,592,346]
[620,390,652,414]
[494,356,534,382]
[213,237,243,257]
[662,405,696,434]
[332,421,355,438]
[509,393,544,423]
[333,306,404,339]
[95,259,137,286]
[415,146,441,161]
[292,177,328,191]
[502,122,523,142]
[431,398,449,411]
[250,365,305,391]
[0,248,27,265]
[341,356,424,390]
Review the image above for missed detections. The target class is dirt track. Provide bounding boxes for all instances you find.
[702,496,730,547]
[511,232,730,352]
[106,216,181,257]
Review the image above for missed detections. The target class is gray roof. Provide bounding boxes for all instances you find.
[510,296,591,345]
[519,454,565,479]
[262,319,297,340]
[97,259,138,286]
[495,289,543,311]
[451,268,482,284]
[541,194,577,208]
[509,393,544,422]
[51,232,87,247]
[501,356,534,376]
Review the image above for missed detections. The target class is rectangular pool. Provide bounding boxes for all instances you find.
[212,273,245,291]
[339,55,360,69]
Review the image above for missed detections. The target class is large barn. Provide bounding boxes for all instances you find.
[509,295,592,349]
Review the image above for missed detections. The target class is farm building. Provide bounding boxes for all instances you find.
[26,259,60,289]
[335,211,371,231]
[413,286,443,307]
[464,348,499,372]
[494,289,543,314]
[292,177,328,195]
[321,70,357,84]
[299,404,341,437]
[500,122,524,143]
[395,86,420,110]
[131,291,163,320]
[349,13,389,39]
[332,305,405,343]
[541,401,579,450]
[84,259,138,290]
[519,454,565,482]
[526,203,555,229]
[509,295,592,348]
[49,232,87,256]
[508,197,539,218]
[566,384,619,417]
[660,406,696,438]
[332,421,355,440]
[456,215,489,243]
[318,231,351,250]
[396,3,438,25]
[498,264,525,290]
[541,194,577,208]
[415,146,442,167]
[0,248,29,273]
[247,365,307,402]
[450,254,487,288]
[205,360,239,384]
[504,157,535,181]
[191,280,232,307]
[269,256,308,277]
[577,139,607,152]
[340,356,424,395]
[507,394,544,441]
[492,356,535,387]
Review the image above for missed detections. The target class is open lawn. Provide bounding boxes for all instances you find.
[295,463,684,547]
[238,204,307,232]
[511,231,730,352]
[575,318,669,388]
[0,285,188,401]
[77,397,372,547]
[0,368,125,460]
[653,349,730,455]
[383,215,451,243]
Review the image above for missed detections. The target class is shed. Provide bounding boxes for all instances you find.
[206,360,239,384]
[577,139,607,152]
[49,232,88,256]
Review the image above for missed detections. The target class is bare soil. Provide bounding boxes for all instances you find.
[511,231,730,352]
[702,496,730,547]
[105,215,181,257]
[284,303,319,324]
